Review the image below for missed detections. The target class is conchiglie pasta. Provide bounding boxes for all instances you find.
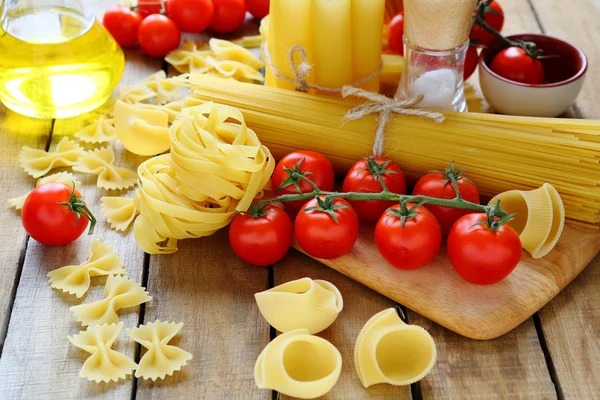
[255,278,343,334]
[74,147,138,190]
[255,329,342,399]
[20,137,83,178]
[8,172,80,210]
[354,309,436,388]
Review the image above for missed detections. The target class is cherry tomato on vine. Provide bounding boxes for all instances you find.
[375,204,442,270]
[229,204,293,267]
[21,183,95,246]
[138,14,181,58]
[271,151,335,213]
[387,13,405,55]
[295,196,359,259]
[103,5,142,47]
[490,47,545,84]
[464,45,479,80]
[210,0,247,33]
[448,213,522,285]
[167,0,214,33]
[342,157,406,222]
[470,0,504,46]
[137,0,163,18]
[247,0,270,19]
[412,164,480,236]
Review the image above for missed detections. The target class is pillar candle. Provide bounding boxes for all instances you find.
[267,0,314,90]
[351,0,385,92]
[311,0,353,92]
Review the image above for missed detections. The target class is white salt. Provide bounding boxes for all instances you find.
[410,68,457,110]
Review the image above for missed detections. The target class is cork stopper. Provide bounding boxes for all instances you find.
[404,0,477,50]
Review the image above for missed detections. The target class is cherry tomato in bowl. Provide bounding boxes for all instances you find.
[295,196,359,259]
[21,183,95,246]
[342,156,406,222]
[490,46,545,85]
[375,204,442,270]
[448,213,522,285]
[229,204,293,267]
[271,150,335,213]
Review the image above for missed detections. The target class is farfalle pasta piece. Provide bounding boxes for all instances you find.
[133,102,274,254]
[209,38,263,71]
[48,240,126,298]
[113,100,170,156]
[255,329,342,399]
[489,183,565,259]
[143,70,182,105]
[126,321,192,381]
[70,275,151,326]
[74,115,117,144]
[165,39,212,74]
[101,192,141,232]
[20,137,83,178]
[355,308,436,388]
[8,172,80,210]
[68,322,137,383]
[74,147,138,190]
[255,278,343,334]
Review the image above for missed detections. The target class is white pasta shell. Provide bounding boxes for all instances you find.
[254,329,342,399]
[354,308,436,387]
[255,278,343,334]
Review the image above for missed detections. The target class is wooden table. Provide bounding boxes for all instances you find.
[0,1,598,399]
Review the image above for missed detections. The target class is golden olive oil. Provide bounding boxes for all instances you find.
[0,7,125,119]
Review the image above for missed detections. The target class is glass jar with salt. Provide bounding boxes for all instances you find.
[395,0,477,112]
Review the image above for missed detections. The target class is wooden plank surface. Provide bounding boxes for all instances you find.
[274,252,411,400]
[0,50,158,400]
[135,231,271,400]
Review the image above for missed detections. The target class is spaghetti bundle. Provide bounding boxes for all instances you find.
[184,75,600,226]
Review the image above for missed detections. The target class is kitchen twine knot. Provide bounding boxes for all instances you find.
[263,41,445,156]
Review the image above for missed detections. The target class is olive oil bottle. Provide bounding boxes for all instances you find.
[0,4,125,119]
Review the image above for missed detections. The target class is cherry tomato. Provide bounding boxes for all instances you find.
[167,0,214,33]
[229,205,293,267]
[271,151,335,213]
[412,167,480,236]
[138,14,181,58]
[388,13,404,55]
[448,213,522,285]
[490,47,545,84]
[295,197,359,259]
[247,0,270,19]
[137,0,163,18]
[375,204,442,270]
[342,157,406,222]
[210,0,247,33]
[103,5,142,47]
[21,183,94,246]
[470,0,504,46]
[464,45,479,80]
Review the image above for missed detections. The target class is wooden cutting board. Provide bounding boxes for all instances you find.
[293,223,600,340]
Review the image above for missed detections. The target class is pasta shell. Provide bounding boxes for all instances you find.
[490,183,565,259]
[47,240,126,298]
[254,329,342,399]
[126,320,192,381]
[74,147,138,190]
[255,278,343,334]
[113,100,171,156]
[68,322,137,383]
[354,308,436,387]
[20,137,83,178]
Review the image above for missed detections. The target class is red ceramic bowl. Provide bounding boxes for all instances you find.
[479,34,587,117]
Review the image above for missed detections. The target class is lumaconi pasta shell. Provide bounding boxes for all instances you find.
[19,137,83,178]
[254,329,342,399]
[490,183,565,259]
[354,308,436,387]
[126,320,192,381]
[68,322,137,383]
[255,278,343,334]
[114,100,171,156]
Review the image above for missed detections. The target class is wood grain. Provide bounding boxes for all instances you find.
[135,230,271,400]
[0,49,158,399]
[274,251,411,400]
[0,111,51,349]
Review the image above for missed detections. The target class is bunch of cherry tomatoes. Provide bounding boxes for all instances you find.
[387,0,544,85]
[103,0,270,57]
[229,150,522,286]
